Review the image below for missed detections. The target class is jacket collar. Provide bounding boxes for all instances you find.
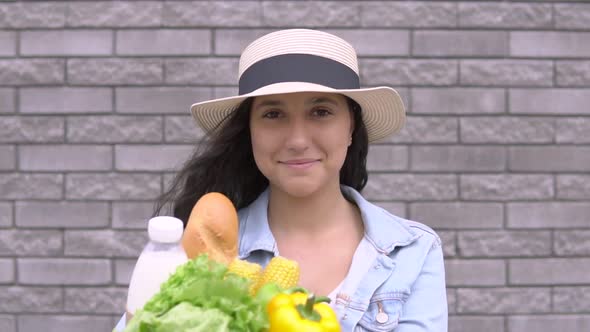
[237,186,420,259]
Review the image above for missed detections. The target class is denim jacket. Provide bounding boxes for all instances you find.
[114,186,447,332]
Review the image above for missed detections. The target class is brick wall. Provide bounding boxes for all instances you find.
[1,1,589,331]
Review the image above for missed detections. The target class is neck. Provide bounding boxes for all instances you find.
[267,182,355,237]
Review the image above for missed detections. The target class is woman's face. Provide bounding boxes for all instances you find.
[249,92,353,198]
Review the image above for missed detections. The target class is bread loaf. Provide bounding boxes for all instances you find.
[181,192,239,264]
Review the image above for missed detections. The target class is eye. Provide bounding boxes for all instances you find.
[262,110,282,119]
[311,108,332,117]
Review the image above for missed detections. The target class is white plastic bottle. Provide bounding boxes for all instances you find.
[125,216,188,322]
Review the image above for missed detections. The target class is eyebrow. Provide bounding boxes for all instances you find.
[254,96,340,110]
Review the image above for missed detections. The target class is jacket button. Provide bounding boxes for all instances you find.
[376,312,389,324]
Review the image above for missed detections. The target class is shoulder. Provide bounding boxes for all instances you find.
[343,185,441,255]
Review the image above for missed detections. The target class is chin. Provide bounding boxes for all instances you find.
[276,180,322,198]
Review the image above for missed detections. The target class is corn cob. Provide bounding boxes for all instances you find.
[226,258,263,295]
[256,256,300,292]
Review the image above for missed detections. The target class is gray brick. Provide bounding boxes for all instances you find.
[20,87,112,114]
[65,287,127,314]
[508,203,590,229]
[115,145,194,171]
[19,145,112,171]
[0,202,12,227]
[411,146,505,172]
[0,59,64,86]
[163,173,177,194]
[555,231,590,256]
[326,29,410,56]
[0,259,13,283]
[65,230,147,258]
[361,2,456,28]
[510,89,590,115]
[0,287,62,313]
[364,174,457,201]
[263,1,359,27]
[0,174,62,200]
[449,316,505,332]
[361,60,457,86]
[556,4,590,29]
[165,58,238,85]
[163,1,261,27]
[66,173,160,200]
[557,118,590,143]
[384,116,458,144]
[0,315,15,332]
[67,58,163,85]
[372,202,406,219]
[0,2,66,28]
[0,230,62,256]
[216,28,411,57]
[461,174,553,201]
[558,175,590,200]
[410,202,503,229]
[165,116,206,143]
[414,31,507,57]
[447,289,456,314]
[116,87,211,114]
[21,30,112,56]
[367,145,408,171]
[461,117,554,144]
[0,89,15,113]
[117,29,210,55]
[509,147,590,172]
[446,259,505,286]
[18,315,115,332]
[0,31,15,56]
[457,288,550,314]
[511,32,590,58]
[553,287,590,312]
[438,231,456,257]
[458,231,551,257]
[461,60,552,87]
[215,29,273,55]
[459,3,552,28]
[0,145,14,170]
[509,315,590,332]
[557,61,590,87]
[510,259,590,285]
[15,201,108,228]
[18,258,111,285]
[0,116,64,143]
[68,115,162,143]
[68,1,161,27]
[412,88,505,114]
[115,259,136,285]
[213,86,239,99]
[112,202,155,229]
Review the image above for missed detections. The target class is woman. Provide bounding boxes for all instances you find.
[117,29,447,331]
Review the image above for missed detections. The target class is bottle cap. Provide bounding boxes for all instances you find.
[147,216,184,243]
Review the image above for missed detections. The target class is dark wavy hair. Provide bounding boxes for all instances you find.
[153,96,369,226]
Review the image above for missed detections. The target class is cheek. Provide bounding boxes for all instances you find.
[250,128,276,167]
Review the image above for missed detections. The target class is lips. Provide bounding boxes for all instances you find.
[279,159,319,169]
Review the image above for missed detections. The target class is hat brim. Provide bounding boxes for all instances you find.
[190,82,406,143]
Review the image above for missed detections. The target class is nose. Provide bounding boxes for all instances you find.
[284,116,309,152]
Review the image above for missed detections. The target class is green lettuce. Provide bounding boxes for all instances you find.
[124,255,268,332]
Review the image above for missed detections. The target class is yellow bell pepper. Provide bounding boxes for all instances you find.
[267,291,341,332]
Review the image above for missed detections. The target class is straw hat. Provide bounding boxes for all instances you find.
[190,29,405,142]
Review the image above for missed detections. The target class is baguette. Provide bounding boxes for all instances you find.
[182,192,239,265]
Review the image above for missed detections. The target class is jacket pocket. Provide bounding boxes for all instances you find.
[354,295,406,332]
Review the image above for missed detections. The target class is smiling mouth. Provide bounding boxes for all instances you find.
[279,159,319,169]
